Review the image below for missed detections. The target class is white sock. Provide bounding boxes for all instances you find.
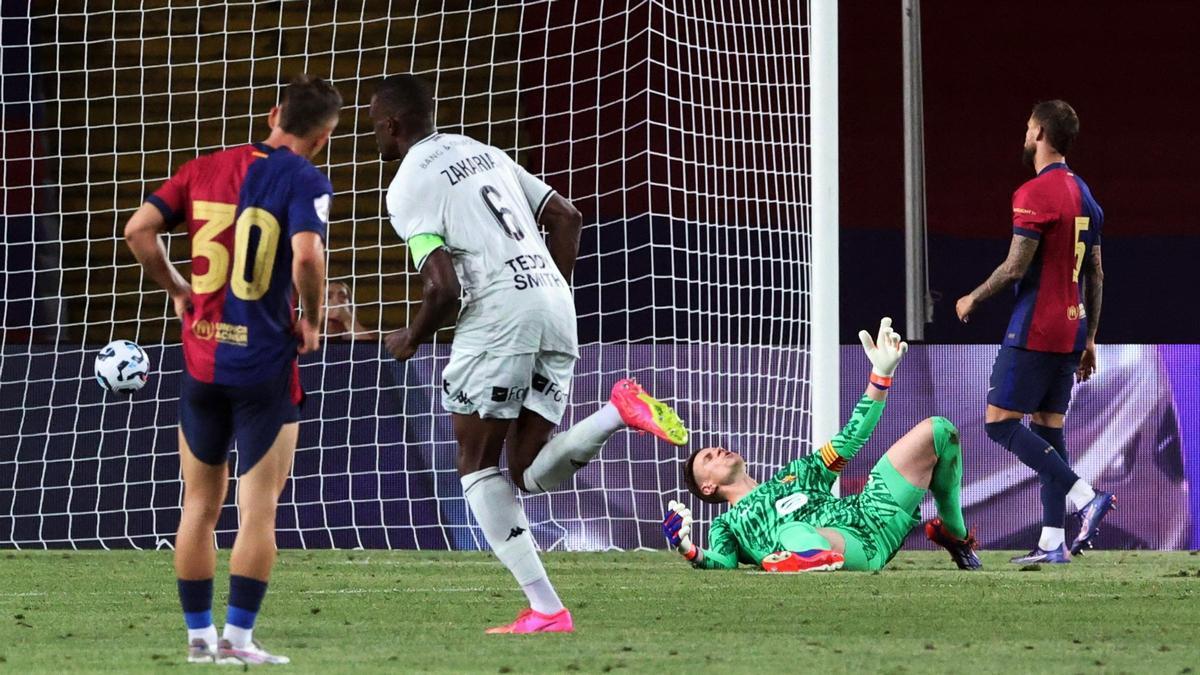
[188,624,218,645]
[1038,526,1065,550]
[461,467,563,614]
[1067,479,1096,511]
[222,623,252,648]
[520,576,565,615]
[522,403,625,493]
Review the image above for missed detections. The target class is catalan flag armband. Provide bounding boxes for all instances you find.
[818,442,847,473]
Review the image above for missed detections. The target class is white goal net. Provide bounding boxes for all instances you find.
[0,1,832,550]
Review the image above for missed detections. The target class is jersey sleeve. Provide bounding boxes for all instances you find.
[146,160,194,230]
[510,160,556,220]
[781,455,839,492]
[386,169,446,244]
[693,517,740,570]
[286,166,333,241]
[783,393,887,491]
[1011,184,1057,239]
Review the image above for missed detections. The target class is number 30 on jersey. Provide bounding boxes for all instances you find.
[191,200,281,300]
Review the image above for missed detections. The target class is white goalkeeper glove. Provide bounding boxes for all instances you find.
[662,500,699,562]
[858,316,908,378]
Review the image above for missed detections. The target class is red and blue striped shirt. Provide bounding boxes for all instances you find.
[147,143,331,392]
[1004,163,1103,353]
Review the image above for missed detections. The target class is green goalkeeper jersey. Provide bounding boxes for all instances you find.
[694,394,886,570]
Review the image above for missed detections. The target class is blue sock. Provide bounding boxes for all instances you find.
[177,578,214,629]
[226,575,269,630]
[1030,423,1069,528]
[985,419,1079,491]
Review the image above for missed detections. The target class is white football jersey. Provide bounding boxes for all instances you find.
[386,133,578,357]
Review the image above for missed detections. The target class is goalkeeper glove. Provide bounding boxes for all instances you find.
[858,316,908,379]
[662,500,699,562]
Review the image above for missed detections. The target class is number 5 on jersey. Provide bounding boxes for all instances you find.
[191,200,282,300]
[1072,216,1090,282]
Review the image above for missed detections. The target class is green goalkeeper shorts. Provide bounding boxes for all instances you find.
[834,453,927,571]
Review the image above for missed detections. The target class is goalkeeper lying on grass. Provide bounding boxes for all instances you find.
[663,318,981,572]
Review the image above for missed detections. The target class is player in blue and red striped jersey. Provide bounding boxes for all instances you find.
[956,100,1114,564]
[123,74,341,664]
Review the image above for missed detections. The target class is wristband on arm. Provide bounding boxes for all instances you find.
[869,372,893,390]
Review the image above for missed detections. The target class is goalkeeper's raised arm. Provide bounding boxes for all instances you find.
[804,315,909,478]
[662,318,982,572]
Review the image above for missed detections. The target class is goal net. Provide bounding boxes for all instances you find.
[0,1,832,550]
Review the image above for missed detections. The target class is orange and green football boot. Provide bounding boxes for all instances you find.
[610,378,688,446]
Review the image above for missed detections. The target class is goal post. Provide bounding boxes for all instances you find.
[0,1,837,551]
[809,0,841,478]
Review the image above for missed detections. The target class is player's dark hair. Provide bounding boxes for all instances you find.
[374,74,436,128]
[1031,99,1079,155]
[278,74,343,137]
[683,448,724,505]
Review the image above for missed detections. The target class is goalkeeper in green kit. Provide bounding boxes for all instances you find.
[662,318,981,572]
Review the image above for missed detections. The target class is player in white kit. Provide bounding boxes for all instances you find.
[370,75,688,634]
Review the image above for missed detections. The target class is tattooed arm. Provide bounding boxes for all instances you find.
[955,235,1040,323]
[1077,245,1104,381]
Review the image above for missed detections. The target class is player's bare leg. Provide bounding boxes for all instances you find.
[229,422,297,580]
[881,418,938,489]
[175,430,228,662]
[453,413,573,634]
[218,422,297,665]
[176,431,229,582]
[505,408,557,492]
[887,418,982,570]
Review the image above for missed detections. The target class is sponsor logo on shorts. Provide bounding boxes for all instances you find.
[491,386,529,403]
[531,373,568,402]
[451,391,474,406]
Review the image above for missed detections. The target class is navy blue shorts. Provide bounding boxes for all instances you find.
[179,364,301,475]
[987,346,1081,414]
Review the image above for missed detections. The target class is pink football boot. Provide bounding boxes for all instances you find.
[485,608,575,634]
[609,378,689,446]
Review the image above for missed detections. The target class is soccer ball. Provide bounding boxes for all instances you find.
[94,340,150,394]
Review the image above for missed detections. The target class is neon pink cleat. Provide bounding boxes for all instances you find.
[610,378,689,446]
[761,549,845,573]
[485,608,575,634]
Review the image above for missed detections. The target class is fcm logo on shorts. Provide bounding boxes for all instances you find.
[531,373,567,402]
[491,386,529,403]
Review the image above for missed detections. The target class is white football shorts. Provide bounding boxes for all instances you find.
[439,349,576,424]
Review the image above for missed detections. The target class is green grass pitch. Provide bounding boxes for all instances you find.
[1,550,1198,673]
